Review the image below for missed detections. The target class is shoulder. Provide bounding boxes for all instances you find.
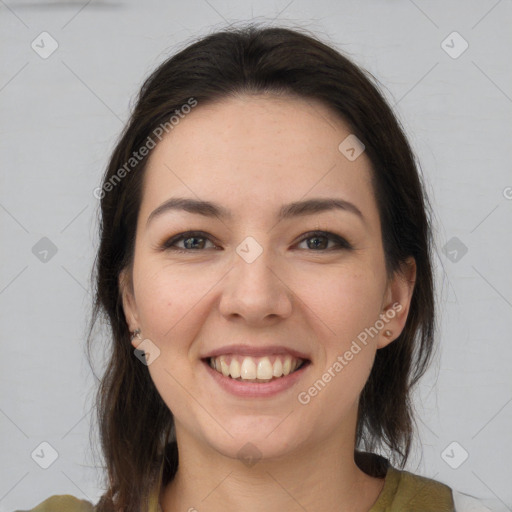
[359,451,454,511]
[14,494,95,512]
[358,452,492,512]
[385,466,455,510]
[380,467,491,512]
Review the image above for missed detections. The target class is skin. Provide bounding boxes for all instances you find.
[119,93,416,512]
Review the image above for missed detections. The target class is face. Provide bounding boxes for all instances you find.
[120,94,415,461]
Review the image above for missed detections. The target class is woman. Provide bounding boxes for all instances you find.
[19,24,488,512]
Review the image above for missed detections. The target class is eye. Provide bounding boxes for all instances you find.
[160,231,218,253]
[296,231,352,251]
[159,230,353,253]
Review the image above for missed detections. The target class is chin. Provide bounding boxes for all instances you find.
[200,421,305,463]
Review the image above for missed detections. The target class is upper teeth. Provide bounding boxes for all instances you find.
[209,354,303,381]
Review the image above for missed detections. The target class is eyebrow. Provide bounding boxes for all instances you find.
[146,196,366,227]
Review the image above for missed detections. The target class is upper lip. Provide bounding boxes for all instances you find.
[201,344,311,361]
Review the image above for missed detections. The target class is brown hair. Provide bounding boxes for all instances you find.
[87,22,437,512]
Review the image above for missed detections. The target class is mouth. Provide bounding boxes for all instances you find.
[201,354,311,383]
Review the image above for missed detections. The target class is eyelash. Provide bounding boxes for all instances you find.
[159,230,353,254]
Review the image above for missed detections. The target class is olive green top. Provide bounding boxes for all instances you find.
[15,454,456,512]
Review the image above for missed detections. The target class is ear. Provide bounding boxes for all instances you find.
[377,256,416,349]
[118,266,140,347]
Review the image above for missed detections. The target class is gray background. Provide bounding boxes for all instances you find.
[1,1,511,511]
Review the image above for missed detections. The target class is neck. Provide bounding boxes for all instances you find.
[160,426,385,512]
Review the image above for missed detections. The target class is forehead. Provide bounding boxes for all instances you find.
[139,94,379,231]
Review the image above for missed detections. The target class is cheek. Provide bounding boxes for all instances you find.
[303,265,384,341]
[132,265,209,412]
[133,262,210,338]
[301,267,382,391]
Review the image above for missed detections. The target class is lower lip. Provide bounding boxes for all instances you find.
[202,359,311,398]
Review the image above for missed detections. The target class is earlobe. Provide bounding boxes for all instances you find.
[130,328,142,349]
[377,257,416,349]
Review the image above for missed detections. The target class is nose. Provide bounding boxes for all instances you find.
[218,243,293,325]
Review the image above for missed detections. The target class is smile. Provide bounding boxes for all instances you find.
[201,354,311,398]
[207,354,307,382]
